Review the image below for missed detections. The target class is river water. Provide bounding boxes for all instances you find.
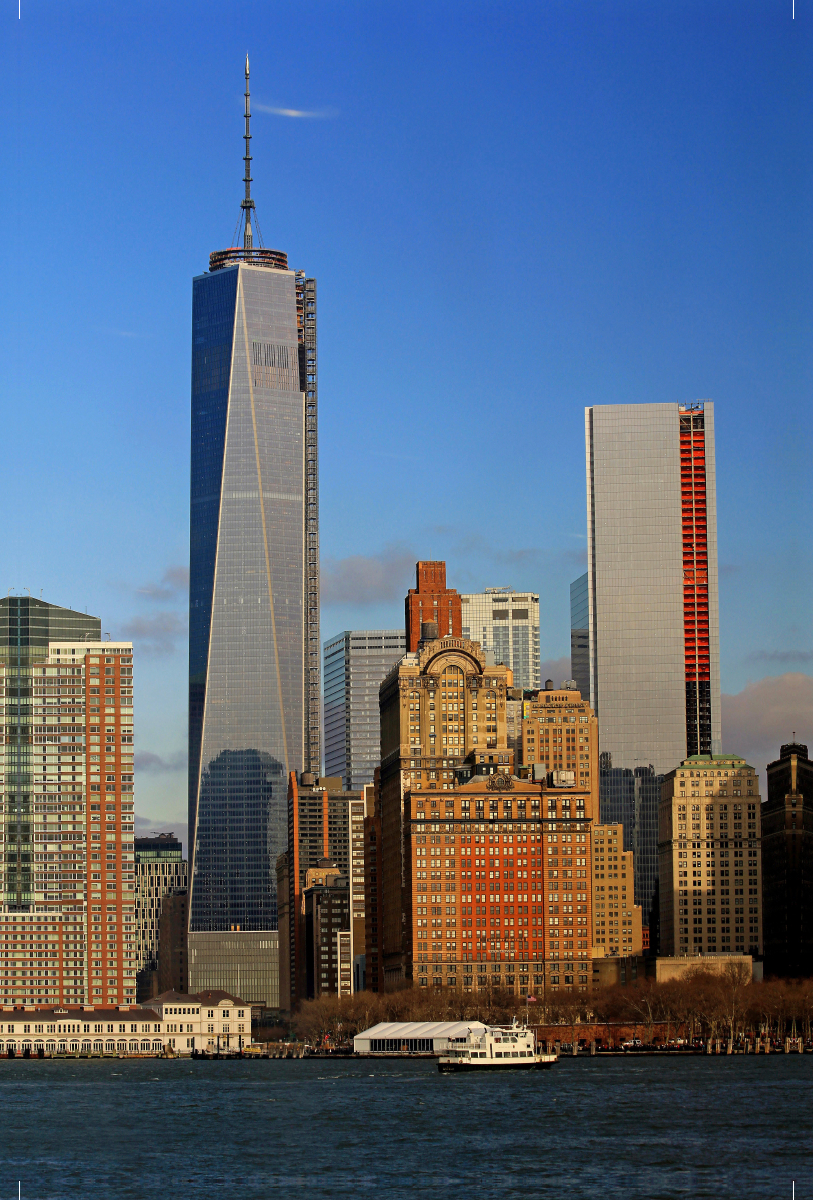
[0,1055,809,1198]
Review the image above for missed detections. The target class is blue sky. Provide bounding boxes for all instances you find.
[1,0,810,848]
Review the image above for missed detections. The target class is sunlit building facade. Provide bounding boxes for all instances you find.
[585,402,721,928]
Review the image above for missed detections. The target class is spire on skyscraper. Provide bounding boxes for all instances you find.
[242,55,254,251]
[208,57,290,272]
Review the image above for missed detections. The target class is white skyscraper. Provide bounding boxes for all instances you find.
[585,401,721,924]
[460,590,540,691]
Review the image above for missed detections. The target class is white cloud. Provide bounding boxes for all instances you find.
[255,103,338,119]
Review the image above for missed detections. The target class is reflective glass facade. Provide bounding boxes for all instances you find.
[323,631,406,790]
[189,262,311,932]
[569,573,589,701]
[460,591,540,690]
[585,403,721,774]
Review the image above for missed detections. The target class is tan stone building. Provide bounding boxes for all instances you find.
[591,823,643,957]
[378,632,513,983]
[659,754,762,958]
[520,682,599,804]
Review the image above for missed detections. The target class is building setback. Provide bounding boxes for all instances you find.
[323,630,406,790]
[188,60,319,935]
[0,597,136,1007]
[761,741,813,978]
[585,402,722,928]
[659,754,762,958]
[460,590,540,692]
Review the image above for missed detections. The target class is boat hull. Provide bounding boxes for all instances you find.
[438,1055,556,1073]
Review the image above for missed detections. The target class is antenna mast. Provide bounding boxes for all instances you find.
[242,55,254,251]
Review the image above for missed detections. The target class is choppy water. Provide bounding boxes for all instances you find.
[0,1055,810,1198]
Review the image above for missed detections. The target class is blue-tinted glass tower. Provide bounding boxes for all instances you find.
[188,59,320,932]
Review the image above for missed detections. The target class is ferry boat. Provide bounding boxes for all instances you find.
[437,1022,557,1073]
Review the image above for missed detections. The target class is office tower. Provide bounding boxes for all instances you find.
[659,755,762,957]
[350,784,374,986]
[460,590,540,691]
[569,574,590,700]
[378,630,513,983]
[761,741,813,977]
[188,59,320,935]
[520,680,599,798]
[586,402,721,765]
[405,562,462,652]
[134,833,188,985]
[585,402,721,927]
[276,772,358,1010]
[591,822,643,957]
[363,800,384,994]
[303,862,350,999]
[323,630,406,790]
[0,596,135,1006]
[156,889,189,995]
[408,769,596,995]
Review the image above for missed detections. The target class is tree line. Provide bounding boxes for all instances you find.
[276,969,813,1048]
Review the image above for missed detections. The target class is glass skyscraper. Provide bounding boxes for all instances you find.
[323,630,407,791]
[188,61,319,933]
[569,573,589,700]
[460,590,540,691]
[585,402,721,926]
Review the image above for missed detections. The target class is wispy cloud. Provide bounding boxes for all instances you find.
[746,649,813,665]
[255,103,338,119]
[120,612,186,656]
[136,566,189,603]
[134,750,187,774]
[322,544,416,605]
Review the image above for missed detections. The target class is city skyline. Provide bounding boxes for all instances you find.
[0,3,808,844]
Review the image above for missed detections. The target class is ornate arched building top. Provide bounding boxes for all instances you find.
[418,636,487,678]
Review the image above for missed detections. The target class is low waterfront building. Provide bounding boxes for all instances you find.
[0,988,252,1055]
[593,952,762,988]
[354,1019,486,1055]
[147,989,252,1052]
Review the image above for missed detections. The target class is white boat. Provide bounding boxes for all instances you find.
[437,1021,557,1073]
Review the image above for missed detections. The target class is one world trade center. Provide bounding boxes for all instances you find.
[188,59,320,932]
